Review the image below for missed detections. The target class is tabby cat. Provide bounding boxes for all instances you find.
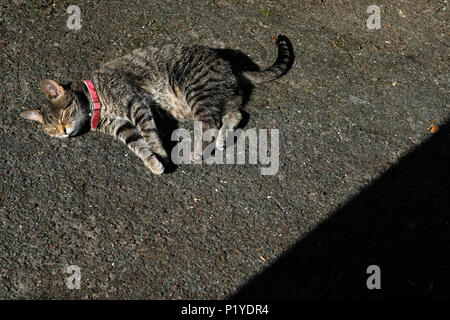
[20,35,294,174]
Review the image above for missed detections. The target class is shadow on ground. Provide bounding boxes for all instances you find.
[232,119,450,299]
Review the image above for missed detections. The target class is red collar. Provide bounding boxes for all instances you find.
[82,80,102,129]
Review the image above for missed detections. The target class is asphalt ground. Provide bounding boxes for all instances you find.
[0,0,449,299]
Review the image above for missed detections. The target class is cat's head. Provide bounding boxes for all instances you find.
[20,79,91,138]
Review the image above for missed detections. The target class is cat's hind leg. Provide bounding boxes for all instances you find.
[191,103,220,161]
[216,98,243,150]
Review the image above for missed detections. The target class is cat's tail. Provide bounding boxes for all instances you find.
[243,35,294,85]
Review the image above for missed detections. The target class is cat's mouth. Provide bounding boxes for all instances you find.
[60,129,75,139]
[51,132,71,139]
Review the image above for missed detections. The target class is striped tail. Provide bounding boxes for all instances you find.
[243,35,294,85]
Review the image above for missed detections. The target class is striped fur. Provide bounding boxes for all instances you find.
[20,35,294,174]
[243,35,294,84]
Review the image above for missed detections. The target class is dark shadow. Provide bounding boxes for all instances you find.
[214,48,260,107]
[150,105,179,174]
[236,110,250,131]
[232,120,450,299]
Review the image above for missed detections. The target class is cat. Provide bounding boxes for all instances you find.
[20,35,294,174]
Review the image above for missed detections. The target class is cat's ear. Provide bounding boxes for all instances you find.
[39,79,65,100]
[20,109,43,124]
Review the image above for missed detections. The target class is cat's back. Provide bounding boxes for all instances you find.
[98,44,178,74]
[100,43,222,74]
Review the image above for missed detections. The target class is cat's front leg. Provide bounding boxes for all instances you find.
[109,118,164,174]
[130,101,168,160]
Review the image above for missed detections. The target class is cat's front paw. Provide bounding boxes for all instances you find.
[215,136,225,151]
[190,150,203,163]
[145,156,165,175]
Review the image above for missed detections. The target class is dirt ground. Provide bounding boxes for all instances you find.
[0,0,449,299]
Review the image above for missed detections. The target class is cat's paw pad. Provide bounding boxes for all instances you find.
[145,157,164,174]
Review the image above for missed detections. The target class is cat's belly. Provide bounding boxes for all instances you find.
[141,82,191,120]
